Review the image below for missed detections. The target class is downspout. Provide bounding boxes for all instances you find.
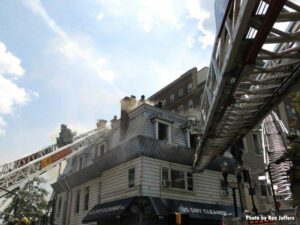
[64,177,72,225]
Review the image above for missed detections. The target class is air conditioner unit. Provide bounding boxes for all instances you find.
[162,180,170,188]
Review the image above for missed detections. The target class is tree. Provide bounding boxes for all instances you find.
[0,177,49,222]
[290,91,300,114]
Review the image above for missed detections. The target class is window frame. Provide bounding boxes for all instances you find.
[170,94,175,104]
[84,186,90,210]
[160,166,193,192]
[78,157,83,170]
[155,121,171,143]
[178,89,183,97]
[128,168,135,188]
[75,190,81,213]
[178,105,184,113]
[188,83,193,93]
[220,179,230,197]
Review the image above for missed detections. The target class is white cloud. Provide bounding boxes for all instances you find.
[0,42,25,79]
[0,42,36,136]
[22,0,115,83]
[137,0,182,32]
[185,0,214,48]
[187,35,195,48]
[0,116,7,136]
[96,12,104,21]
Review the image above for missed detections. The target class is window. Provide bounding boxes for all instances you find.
[171,170,185,189]
[99,144,105,156]
[157,122,171,142]
[161,167,170,187]
[161,99,166,107]
[188,100,193,111]
[98,182,102,204]
[161,167,193,191]
[179,105,184,113]
[170,94,175,104]
[56,196,62,216]
[84,186,90,210]
[178,89,183,97]
[75,190,80,213]
[188,83,193,93]
[78,157,83,170]
[220,179,229,197]
[252,133,263,155]
[260,180,268,197]
[189,134,198,149]
[187,172,193,191]
[128,168,135,188]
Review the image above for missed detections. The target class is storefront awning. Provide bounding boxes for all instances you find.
[167,199,236,220]
[82,196,168,224]
[82,197,135,223]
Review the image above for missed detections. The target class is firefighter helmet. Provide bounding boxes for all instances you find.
[19,217,30,225]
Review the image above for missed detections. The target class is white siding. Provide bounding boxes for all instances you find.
[141,157,237,206]
[68,178,101,225]
[101,157,142,203]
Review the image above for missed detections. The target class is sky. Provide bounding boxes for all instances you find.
[0,0,216,164]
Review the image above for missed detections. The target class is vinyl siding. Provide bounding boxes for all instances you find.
[141,157,237,206]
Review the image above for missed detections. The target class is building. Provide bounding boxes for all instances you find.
[149,67,276,212]
[52,100,241,225]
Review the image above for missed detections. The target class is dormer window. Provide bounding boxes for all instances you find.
[157,122,171,142]
[178,89,183,97]
[188,83,193,93]
[170,94,175,104]
[78,157,83,170]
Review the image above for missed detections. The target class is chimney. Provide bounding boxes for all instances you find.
[97,119,107,129]
[120,96,131,140]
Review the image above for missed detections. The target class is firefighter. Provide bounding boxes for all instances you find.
[18,217,30,225]
[56,124,73,147]
[275,132,300,206]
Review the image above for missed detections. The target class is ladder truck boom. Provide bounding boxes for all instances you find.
[0,127,107,197]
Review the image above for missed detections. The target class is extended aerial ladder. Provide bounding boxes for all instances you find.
[0,127,108,198]
[194,0,300,171]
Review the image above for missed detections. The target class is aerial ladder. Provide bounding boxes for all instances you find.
[194,0,300,171]
[0,127,109,211]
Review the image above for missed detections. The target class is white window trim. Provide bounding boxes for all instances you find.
[154,120,172,143]
[160,166,193,192]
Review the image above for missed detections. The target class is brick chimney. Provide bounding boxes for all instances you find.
[120,96,137,140]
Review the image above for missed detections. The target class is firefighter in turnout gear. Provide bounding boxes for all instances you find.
[56,124,74,148]
[275,132,300,206]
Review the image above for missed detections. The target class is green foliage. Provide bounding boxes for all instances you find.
[290,91,300,115]
[0,177,49,222]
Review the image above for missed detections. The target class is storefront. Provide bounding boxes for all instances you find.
[82,196,236,225]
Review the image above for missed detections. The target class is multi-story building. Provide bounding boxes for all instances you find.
[52,101,241,225]
[149,67,276,212]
